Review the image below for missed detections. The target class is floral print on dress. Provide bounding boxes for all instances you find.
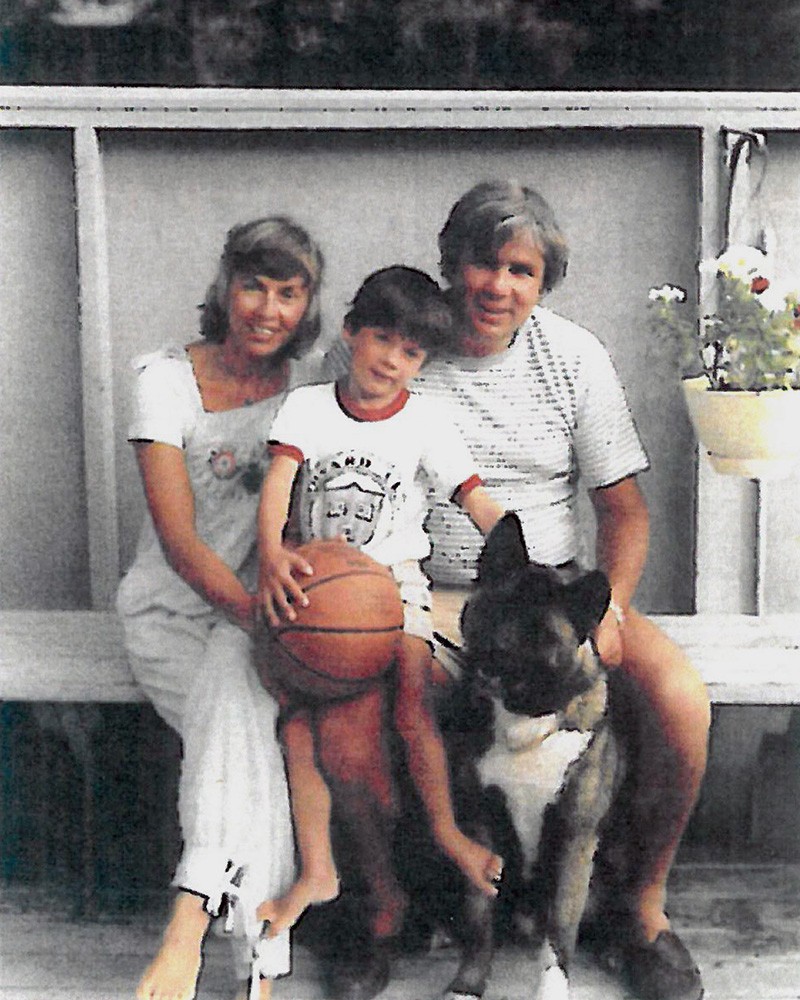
[205,440,270,495]
[129,342,287,505]
[210,449,237,480]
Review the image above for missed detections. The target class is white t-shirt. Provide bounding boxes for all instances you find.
[414,307,649,582]
[117,344,327,618]
[268,382,479,567]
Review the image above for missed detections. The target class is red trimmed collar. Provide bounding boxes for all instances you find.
[335,381,410,422]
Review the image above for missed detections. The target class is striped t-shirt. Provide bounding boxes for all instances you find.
[415,307,649,583]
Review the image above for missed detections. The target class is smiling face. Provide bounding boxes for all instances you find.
[344,326,427,409]
[225,272,310,362]
[456,230,546,357]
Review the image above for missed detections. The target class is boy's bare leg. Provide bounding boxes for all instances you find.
[315,684,407,940]
[395,635,503,898]
[136,889,210,1000]
[257,713,339,937]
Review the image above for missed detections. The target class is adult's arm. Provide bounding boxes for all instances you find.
[135,441,256,631]
[589,474,650,666]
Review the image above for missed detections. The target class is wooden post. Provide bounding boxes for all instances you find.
[694,125,759,614]
[73,126,120,610]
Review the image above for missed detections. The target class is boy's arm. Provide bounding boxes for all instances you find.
[457,483,506,537]
[258,452,313,625]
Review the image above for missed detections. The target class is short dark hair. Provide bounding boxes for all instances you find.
[200,216,324,358]
[438,179,569,293]
[344,266,455,357]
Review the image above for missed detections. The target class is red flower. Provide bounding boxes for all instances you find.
[210,449,237,479]
[750,275,770,294]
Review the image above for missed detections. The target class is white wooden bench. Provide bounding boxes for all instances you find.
[1,608,800,913]
[3,609,800,706]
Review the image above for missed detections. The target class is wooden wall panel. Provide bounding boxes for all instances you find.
[102,126,699,613]
[0,129,90,610]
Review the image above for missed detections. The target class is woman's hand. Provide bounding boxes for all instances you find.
[259,545,314,627]
[593,607,624,667]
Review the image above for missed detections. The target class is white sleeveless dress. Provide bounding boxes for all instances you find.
[117,344,328,980]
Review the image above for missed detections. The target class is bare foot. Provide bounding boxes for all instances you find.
[136,891,211,1000]
[438,829,503,898]
[256,872,340,937]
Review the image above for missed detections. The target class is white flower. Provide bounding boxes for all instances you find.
[701,344,717,368]
[710,244,771,281]
[648,283,687,303]
[753,279,794,314]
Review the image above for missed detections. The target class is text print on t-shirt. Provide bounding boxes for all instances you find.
[300,452,404,548]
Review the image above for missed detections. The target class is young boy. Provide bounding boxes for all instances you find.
[256,266,505,937]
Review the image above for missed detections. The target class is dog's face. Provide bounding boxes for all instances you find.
[461,514,611,718]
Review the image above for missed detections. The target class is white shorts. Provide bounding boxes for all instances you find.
[430,586,471,680]
[390,559,434,645]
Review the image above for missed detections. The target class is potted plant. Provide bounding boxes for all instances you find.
[648,244,800,479]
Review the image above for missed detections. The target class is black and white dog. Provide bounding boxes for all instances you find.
[430,512,622,1000]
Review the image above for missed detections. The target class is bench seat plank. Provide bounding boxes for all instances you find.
[0,611,141,703]
[653,614,800,705]
[431,592,800,706]
[1,609,800,706]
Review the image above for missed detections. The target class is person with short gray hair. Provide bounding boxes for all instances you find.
[419,178,709,1000]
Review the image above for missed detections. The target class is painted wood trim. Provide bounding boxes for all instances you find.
[693,125,760,614]
[73,126,120,610]
[3,87,800,130]
[0,611,137,702]
[693,124,722,614]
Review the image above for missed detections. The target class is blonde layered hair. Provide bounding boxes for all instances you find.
[200,216,324,358]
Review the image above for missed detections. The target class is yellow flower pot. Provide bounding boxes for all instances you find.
[682,376,800,479]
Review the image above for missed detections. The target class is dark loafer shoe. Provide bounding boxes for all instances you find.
[621,929,703,1000]
[328,937,394,1000]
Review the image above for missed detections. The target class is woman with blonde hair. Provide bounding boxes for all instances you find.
[117,216,326,1000]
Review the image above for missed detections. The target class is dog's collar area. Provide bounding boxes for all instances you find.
[496,704,562,752]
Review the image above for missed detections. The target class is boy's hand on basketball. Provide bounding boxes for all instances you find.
[259,546,313,627]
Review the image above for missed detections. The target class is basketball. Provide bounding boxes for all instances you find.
[254,539,404,702]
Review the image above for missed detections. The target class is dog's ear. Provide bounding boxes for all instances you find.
[562,570,612,642]
[477,512,530,586]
